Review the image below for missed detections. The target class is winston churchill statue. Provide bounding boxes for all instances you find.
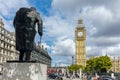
[13,7,43,61]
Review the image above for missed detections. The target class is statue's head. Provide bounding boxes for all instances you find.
[30,7,36,11]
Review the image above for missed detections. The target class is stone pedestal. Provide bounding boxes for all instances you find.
[3,62,47,80]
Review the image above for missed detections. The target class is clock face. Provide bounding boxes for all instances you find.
[78,32,83,37]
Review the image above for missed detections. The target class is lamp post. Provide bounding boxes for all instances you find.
[72,56,74,64]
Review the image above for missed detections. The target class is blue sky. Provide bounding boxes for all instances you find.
[1,0,120,66]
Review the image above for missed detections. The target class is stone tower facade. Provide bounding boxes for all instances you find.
[75,18,86,67]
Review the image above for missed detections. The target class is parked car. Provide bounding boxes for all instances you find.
[48,73,59,79]
[101,75,113,80]
[102,78,113,80]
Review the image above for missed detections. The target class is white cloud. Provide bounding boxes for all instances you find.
[52,56,73,66]
[41,42,51,50]
[0,0,29,17]
[3,20,14,32]
[51,38,75,56]
[89,37,120,47]
[81,6,114,37]
[86,46,102,57]
[0,0,30,31]
[86,36,120,57]
[52,0,81,13]
[43,15,75,39]
[52,0,82,20]
[106,46,120,57]
[82,6,113,25]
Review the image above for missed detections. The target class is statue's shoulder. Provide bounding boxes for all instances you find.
[14,7,31,22]
[15,7,30,18]
[17,7,30,13]
[19,7,29,11]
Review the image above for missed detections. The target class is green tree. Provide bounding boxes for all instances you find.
[68,64,83,72]
[85,55,112,74]
[85,57,96,73]
[96,55,112,73]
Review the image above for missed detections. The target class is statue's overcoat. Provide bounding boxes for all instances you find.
[13,7,42,51]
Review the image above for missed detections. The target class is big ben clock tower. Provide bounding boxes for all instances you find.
[75,18,86,67]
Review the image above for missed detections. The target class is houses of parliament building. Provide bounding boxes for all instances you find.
[75,18,86,67]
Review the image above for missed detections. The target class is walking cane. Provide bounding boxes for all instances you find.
[40,36,42,47]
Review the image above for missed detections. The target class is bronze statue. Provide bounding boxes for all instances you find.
[13,7,43,61]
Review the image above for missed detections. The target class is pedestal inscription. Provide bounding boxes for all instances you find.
[3,62,47,80]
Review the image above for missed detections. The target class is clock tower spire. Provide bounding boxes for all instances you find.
[75,18,86,67]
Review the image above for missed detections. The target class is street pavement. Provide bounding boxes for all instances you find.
[0,75,2,80]
[47,77,81,80]
[1,75,81,80]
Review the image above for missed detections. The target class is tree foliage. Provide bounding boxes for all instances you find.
[85,55,112,73]
[68,64,83,72]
